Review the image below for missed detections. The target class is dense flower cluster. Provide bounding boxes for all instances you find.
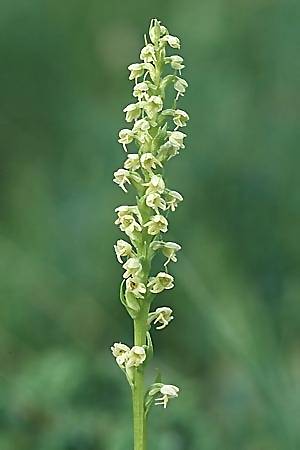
[112,18,187,411]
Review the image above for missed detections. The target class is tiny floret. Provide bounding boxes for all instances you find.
[140,44,156,63]
[126,277,146,299]
[163,34,181,49]
[123,257,142,279]
[118,129,135,151]
[147,272,174,293]
[148,307,174,330]
[113,168,131,192]
[124,154,140,171]
[144,174,165,195]
[111,342,130,368]
[114,239,134,263]
[155,384,179,408]
[126,346,146,367]
[144,215,168,235]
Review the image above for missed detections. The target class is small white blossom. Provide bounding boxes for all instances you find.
[115,214,142,236]
[151,241,181,266]
[124,154,140,171]
[147,272,174,293]
[133,82,149,100]
[173,109,189,128]
[126,346,146,367]
[140,44,156,63]
[144,96,163,119]
[155,384,179,408]
[140,153,162,172]
[144,215,168,235]
[111,342,130,368]
[168,131,186,149]
[148,307,174,330]
[174,77,188,98]
[114,239,134,263]
[158,141,180,161]
[133,118,151,143]
[118,129,135,151]
[126,277,146,299]
[113,168,131,192]
[123,103,143,122]
[115,205,140,218]
[165,190,183,211]
[144,174,165,195]
[166,55,185,71]
[128,63,145,81]
[163,34,181,49]
[123,257,142,279]
[145,193,166,213]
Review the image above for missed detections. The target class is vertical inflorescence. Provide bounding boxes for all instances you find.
[111,18,188,449]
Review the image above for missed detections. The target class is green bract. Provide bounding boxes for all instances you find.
[112,18,188,450]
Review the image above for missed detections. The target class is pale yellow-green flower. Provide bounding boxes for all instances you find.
[126,346,146,368]
[168,131,186,149]
[140,44,156,63]
[144,174,165,195]
[151,241,181,266]
[118,129,135,151]
[114,239,134,263]
[115,213,142,236]
[165,190,183,212]
[124,154,140,171]
[133,82,149,100]
[173,109,189,128]
[123,102,143,122]
[155,384,179,408]
[133,118,151,143]
[123,257,142,279]
[111,342,130,368]
[113,168,131,192]
[166,55,185,71]
[174,77,188,98]
[163,34,181,49]
[140,153,162,172]
[145,193,166,214]
[126,277,146,299]
[144,95,163,119]
[147,272,174,293]
[148,307,174,330]
[144,215,168,235]
[128,63,145,81]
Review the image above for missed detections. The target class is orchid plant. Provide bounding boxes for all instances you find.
[111,18,188,450]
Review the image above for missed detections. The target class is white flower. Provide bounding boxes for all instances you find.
[126,277,146,299]
[133,118,151,143]
[145,193,166,214]
[115,205,140,218]
[155,384,179,408]
[144,215,168,235]
[166,55,185,71]
[140,153,162,172]
[144,96,163,119]
[140,44,156,63]
[168,131,186,149]
[151,241,181,266]
[124,154,140,171]
[128,63,145,81]
[158,141,180,161]
[123,103,143,122]
[165,190,183,211]
[147,272,174,293]
[115,214,142,236]
[126,346,146,367]
[113,168,131,192]
[148,306,174,330]
[174,77,188,98]
[133,82,149,100]
[173,109,189,128]
[123,257,142,279]
[118,129,135,151]
[144,174,165,195]
[111,342,130,368]
[163,34,181,49]
[114,239,133,263]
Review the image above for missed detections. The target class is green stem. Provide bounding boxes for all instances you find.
[132,306,149,450]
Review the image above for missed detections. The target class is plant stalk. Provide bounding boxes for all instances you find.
[132,307,149,450]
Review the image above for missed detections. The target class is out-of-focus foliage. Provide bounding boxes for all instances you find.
[0,0,299,449]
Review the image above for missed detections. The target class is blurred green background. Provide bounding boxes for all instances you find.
[1,0,299,449]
